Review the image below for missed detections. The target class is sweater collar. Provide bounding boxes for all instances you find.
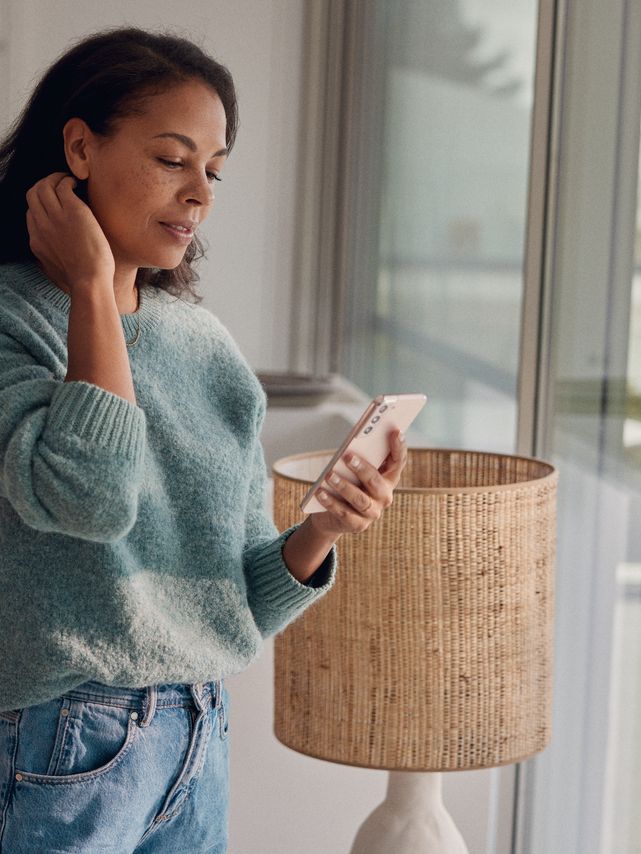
[11,261,166,341]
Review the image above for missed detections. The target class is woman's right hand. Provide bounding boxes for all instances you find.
[25,172,116,293]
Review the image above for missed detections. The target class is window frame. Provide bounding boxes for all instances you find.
[292,1,561,851]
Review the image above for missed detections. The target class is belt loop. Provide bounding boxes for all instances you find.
[192,682,212,715]
[139,685,157,728]
[214,678,223,710]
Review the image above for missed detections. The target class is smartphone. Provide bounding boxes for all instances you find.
[299,392,427,514]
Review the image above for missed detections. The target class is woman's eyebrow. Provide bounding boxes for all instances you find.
[151,132,228,157]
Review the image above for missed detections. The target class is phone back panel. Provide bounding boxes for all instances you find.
[300,393,426,513]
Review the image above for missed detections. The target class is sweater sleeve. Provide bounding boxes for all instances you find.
[242,407,338,639]
[0,331,146,542]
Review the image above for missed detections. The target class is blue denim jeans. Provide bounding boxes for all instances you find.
[0,678,230,853]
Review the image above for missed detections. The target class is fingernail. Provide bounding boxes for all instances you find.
[399,432,405,443]
[349,455,360,468]
[318,490,328,501]
[330,473,341,485]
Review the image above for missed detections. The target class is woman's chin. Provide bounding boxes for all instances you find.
[135,251,187,271]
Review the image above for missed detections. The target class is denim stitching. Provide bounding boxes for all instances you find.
[60,686,215,711]
[0,711,21,847]
[45,698,73,776]
[13,716,140,785]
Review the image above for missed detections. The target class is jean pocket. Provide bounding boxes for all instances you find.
[14,696,140,785]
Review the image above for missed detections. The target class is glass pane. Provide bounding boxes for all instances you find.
[343,0,539,453]
[599,134,641,854]
[525,104,641,854]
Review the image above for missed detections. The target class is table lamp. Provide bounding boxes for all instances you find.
[271,446,558,853]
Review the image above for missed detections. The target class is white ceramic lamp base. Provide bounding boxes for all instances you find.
[350,771,470,854]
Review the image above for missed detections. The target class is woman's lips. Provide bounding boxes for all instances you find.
[159,222,194,242]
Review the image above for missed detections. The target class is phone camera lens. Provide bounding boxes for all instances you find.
[371,415,380,424]
[364,426,373,434]
[379,405,388,413]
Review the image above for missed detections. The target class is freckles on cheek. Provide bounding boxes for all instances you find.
[111,163,154,191]
[131,164,158,193]
[137,165,174,204]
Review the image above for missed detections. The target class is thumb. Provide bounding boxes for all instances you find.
[57,175,78,191]
[54,175,79,201]
[59,175,91,207]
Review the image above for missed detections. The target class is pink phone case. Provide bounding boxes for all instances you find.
[300,393,427,513]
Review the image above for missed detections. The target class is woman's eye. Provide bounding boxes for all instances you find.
[158,159,222,183]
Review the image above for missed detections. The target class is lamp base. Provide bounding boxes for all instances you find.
[350,771,470,854]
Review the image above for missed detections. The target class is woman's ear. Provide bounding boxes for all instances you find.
[62,117,93,181]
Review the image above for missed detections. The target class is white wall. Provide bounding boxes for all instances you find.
[2,0,304,370]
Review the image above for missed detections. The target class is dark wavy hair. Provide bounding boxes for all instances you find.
[0,26,239,303]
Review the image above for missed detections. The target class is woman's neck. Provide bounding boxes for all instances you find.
[36,259,140,315]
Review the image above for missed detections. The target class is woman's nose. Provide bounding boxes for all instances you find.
[181,173,214,206]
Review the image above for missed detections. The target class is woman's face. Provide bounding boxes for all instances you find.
[70,79,228,272]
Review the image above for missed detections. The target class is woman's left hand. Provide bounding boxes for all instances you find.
[308,429,408,538]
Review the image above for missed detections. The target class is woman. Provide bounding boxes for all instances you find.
[0,26,408,853]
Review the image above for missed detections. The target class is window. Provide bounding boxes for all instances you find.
[297,1,641,851]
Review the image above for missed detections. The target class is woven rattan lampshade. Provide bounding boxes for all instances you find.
[272,447,558,772]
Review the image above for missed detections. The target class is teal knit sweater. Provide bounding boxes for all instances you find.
[0,262,337,713]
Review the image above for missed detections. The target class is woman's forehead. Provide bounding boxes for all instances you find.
[117,83,227,149]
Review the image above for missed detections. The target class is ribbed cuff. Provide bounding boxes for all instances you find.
[247,523,338,609]
[303,548,336,587]
[44,380,146,462]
